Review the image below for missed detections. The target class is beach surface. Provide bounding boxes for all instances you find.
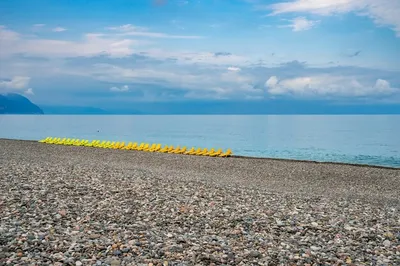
[1,138,399,265]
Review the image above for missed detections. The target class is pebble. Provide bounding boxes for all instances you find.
[1,139,399,265]
[311,222,319,227]
[89,234,101,239]
[383,240,391,247]
[169,245,184,253]
[110,260,121,266]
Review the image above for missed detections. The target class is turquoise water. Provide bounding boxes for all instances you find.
[0,115,399,168]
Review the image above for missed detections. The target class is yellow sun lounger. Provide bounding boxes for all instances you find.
[123,142,133,150]
[144,143,156,151]
[174,146,187,154]
[169,145,180,153]
[137,143,149,151]
[219,149,232,157]
[102,141,110,148]
[184,147,195,155]
[130,142,138,150]
[149,143,161,152]
[204,148,215,156]
[187,147,201,155]
[134,143,144,150]
[169,146,177,153]
[39,137,50,143]
[85,140,96,147]
[99,141,104,148]
[38,137,233,158]
[94,140,102,147]
[108,141,115,148]
[111,142,119,149]
[159,145,169,153]
[209,149,223,157]
[161,145,174,153]
[196,148,208,155]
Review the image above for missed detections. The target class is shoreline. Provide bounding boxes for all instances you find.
[1,138,399,205]
[232,155,400,170]
[1,138,399,170]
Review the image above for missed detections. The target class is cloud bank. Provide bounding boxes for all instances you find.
[263,0,400,36]
[265,75,398,97]
[0,20,399,103]
[0,76,34,95]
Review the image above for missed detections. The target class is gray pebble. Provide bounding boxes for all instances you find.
[383,240,391,247]
[1,139,399,266]
[110,260,120,266]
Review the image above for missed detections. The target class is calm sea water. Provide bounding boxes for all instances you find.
[1,115,399,168]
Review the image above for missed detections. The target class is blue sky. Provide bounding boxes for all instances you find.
[0,0,400,112]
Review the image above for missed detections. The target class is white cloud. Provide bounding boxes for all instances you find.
[1,20,399,102]
[0,26,140,58]
[0,25,20,41]
[33,24,45,27]
[184,87,230,100]
[106,23,203,39]
[265,76,278,87]
[265,75,399,96]
[66,62,259,99]
[0,25,206,59]
[110,85,129,92]
[280,17,319,31]
[374,79,393,93]
[265,0,400,37]
[121,31,202,39]
[24,88,34,95]
[227,66,241,72]
[141,49,248,66]
[106,24,147,32]
[0,76,32,94]
[0,76,31,89]
[52,27,67,32]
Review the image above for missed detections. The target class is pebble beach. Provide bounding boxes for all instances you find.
[0,138,399,266]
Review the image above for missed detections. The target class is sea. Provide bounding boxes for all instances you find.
[1,115,399,168]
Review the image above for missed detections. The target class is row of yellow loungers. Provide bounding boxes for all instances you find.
[38,137,232,157]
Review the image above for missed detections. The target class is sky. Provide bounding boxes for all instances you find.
[0,0,400,113]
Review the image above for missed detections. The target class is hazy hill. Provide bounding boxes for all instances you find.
[0,93,44,114]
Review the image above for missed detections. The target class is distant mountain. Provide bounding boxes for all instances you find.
[3,95,399,115]
[109,100,400,115]
[0,93,44,114]
[41,105,109,115]
[40,105,142,114]
[42,100,400,115]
